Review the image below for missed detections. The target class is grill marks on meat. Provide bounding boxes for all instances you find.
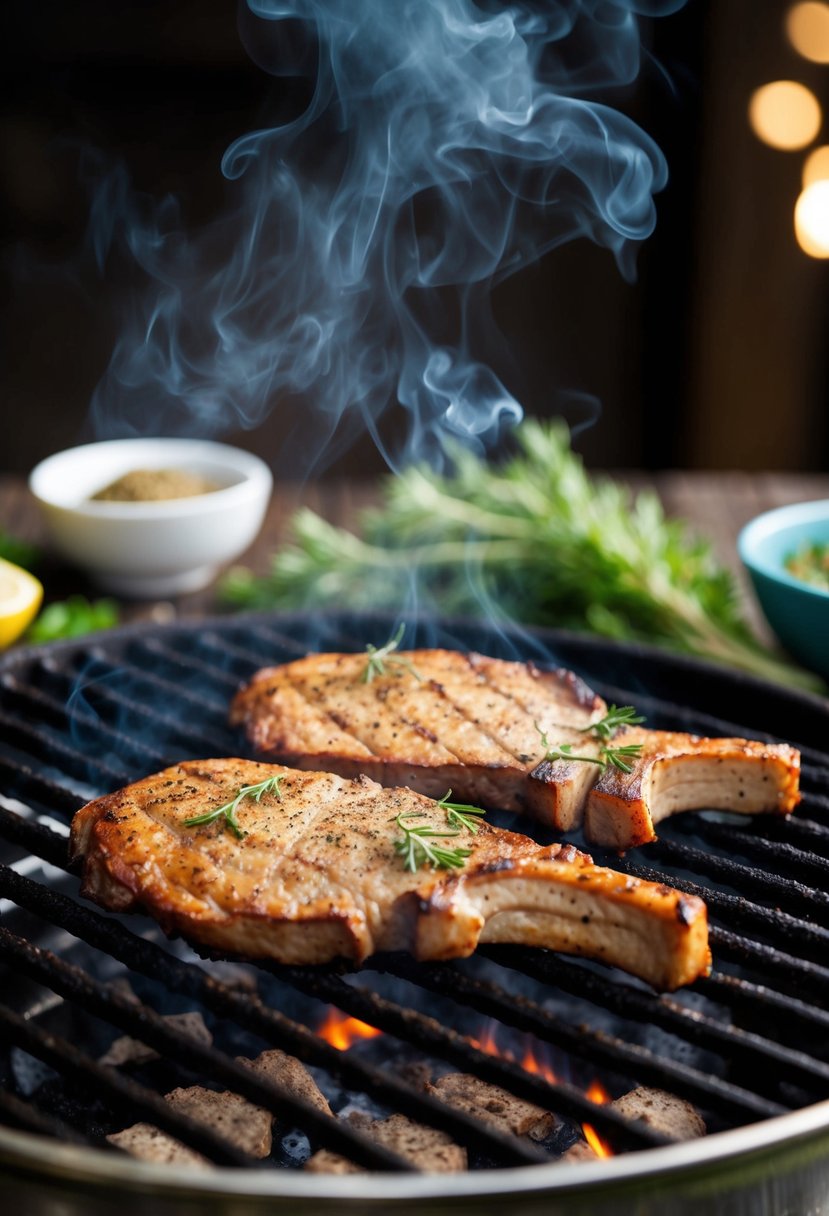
[230,650,607,824]
[69,760,710,990]
[231,649,801,846]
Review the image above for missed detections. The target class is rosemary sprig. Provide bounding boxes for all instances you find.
[536,739,606,767]
[183,774,284,839]
[436,790,487,833]
[361,623,422,684]
[599,743,645,774]
[393,811,472,872]
[535,716,645,774]
[581,704,645,740]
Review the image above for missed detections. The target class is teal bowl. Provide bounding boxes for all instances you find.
[738,500,829,679]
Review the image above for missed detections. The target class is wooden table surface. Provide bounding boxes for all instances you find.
[4,471,829,637]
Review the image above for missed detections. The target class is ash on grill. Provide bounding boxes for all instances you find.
[2,614,829,1175]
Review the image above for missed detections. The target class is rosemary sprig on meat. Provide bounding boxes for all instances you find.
[536,739,606,767]
[183,774,283,839]
[536,712,645,774]
[393,811,473,872]
[435,790,487,833]
[361,623,422,684]
[582,704,645,740]
[393,792,487,871]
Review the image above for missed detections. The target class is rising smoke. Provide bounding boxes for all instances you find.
[88,0,685,472]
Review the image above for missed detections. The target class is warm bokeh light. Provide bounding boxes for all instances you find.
[748,80,822,150]
[795,179,829,255]
[316,1009,383,1050]
[803,144,829,186]
[786,2,829,63]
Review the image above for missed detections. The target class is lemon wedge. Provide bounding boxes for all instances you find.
[0,558,43,649]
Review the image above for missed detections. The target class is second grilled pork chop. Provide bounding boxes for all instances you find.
[69,760,709,991]
[231,649,800,845]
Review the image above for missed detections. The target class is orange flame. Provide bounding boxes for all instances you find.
[468,1023,614,1158]
[316,1009,382,1051]
[582,1080,614,1158]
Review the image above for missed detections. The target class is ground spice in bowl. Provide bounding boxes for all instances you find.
[90,469,222,502]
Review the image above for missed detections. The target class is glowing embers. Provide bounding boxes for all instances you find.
[787,2,829,64]
[315,1009,619,1160]
[582,1081,614,1159]
[748,80,822,151]
[468,1022,616,1159]
[316,1009,383,1052]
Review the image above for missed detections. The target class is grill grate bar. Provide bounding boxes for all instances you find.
[135,638,243,691]
[199,631,291,673]
[0,865,547,1167]
[673,818,829,886]
[367,955,799,1116]
[0,1004,257,1168]
[756,814,829,854]
[639,839,829,921]
[0,674,171,769]
[52,650,229,718]
[0,709,132,789]
[474,947,829,1094]
[615,860,829,965]
[696,972,829,1042]
[710,927,829,1002]
[0,926,419,1174]
[0,757,84,818]
[44,654,231,752]
[0,805,69,868]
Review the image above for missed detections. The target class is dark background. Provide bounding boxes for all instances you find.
[1,0,827,476]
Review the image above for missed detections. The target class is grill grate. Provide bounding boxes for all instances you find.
[2,612,829,1175]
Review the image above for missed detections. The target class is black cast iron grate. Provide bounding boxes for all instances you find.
[1,611,829,1173]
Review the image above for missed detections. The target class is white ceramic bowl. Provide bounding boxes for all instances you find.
[29,439,273,598]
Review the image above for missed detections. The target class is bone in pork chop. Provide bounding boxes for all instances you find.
[69,759,710,991]
[230,649,800,846]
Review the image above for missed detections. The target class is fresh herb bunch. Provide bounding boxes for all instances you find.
[220,420,821,691]
[183,774,283,839]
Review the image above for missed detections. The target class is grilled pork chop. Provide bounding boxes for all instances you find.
[231,649,801,846]
[69,759,710,991]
